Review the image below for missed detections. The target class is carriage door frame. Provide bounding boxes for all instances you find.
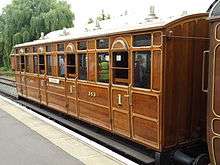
[110,37,132,138]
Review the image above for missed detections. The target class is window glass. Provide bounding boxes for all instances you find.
[67,54,76,78]
[25,48,29,53]
[58,55,65,77]
[77,41,87,50]
[16,49,19,54]
[133,34,151,47]
[39,55,45,74]
[57,44,64,52]
[16,56,20,71]
[78,53,87,80]
[33,55,38,73]
[33,46,37,53]
[46,45,51,52]
[96,39,109,49]
[46,55,52,76]
[133,51,151,89]
[21,55,25,72]
[112,52,129,85]
[97,52,109,83]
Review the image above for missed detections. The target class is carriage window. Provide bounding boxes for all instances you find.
[97,53,109,83]
[67,54,76,78]
[33,55,38,73]
[133,51,151,89]
[78,53,87,80]
[112,51,129,85]
[46,45,51,52]
[57,44,64,52]
[58,55,65,77]
[16,49,19,54]
[20,55,25,72]
[25,56,30,72]
[96,39,109,49]
[133,34,151,47]
[16,56,20,71]
[25,48,29,53]
[33,46,37,53]
[39,55,45,74]
[46,55,52,76]
[77,41,87,50]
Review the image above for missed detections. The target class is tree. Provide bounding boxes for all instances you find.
[0,0,74,69]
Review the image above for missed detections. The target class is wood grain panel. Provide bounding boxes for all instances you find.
[88,53,96,81]
[78,101,111,129]
[133,116,158,146]
[88,40,95,50]
[67,98,77,117]
[153,32,162,46]
[213,119,220,135]
[78,83,109,106]
[214,45,220,115]
[112,110,130,137]
[47,92,67,113]
[213,138,220,164]
[112,88,129,111]
[216,24,220,40]
[152,50,162,91]
[66,81,76,98]
[132,92,158,119]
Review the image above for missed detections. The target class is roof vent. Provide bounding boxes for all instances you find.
[145,6,158,21]
[181,11,188,16]
[40,32,45,40]
[94,20,101,30]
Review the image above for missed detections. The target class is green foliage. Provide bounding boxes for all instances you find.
[0,0,74,70]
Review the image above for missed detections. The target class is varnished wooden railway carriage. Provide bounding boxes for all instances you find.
[207,0,220,164]
[10,13,210,155]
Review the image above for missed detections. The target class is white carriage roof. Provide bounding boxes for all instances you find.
[14,12,205,48]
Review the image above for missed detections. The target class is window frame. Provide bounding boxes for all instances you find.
[132,33,152,48]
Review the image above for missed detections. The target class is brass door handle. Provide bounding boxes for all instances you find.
[118,94,122,105]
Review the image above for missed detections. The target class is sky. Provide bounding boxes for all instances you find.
[0,0,214,28]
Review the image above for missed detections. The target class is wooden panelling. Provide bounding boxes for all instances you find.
[47,79,65,95]
[214,45,220,115]
[47,92,67,113]
[67,98,77,117]
[132,92,158,119]
[88,40,95,50]
[112,88,129,111]
[133,116,158,147]
[216,24,220,40]
[66,81,76,98]
[152,50,162,91]
[78,83,109,107]
[213,119,220,135]
[39,78,47,105]
[112,110,130,137]
[78,101,111,129]
[213,138,220,164]
[153,32,162,46]
[88,53,96,81]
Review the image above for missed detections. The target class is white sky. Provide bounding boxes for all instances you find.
[0,0,214,28]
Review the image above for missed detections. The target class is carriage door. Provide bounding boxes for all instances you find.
[111,37,132,138]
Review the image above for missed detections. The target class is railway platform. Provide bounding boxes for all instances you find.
[0,95,136,165]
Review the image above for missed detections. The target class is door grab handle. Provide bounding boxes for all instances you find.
[118,94,122,105]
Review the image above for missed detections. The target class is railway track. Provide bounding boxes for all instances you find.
[0,76,156,165]
[0,76,17,98]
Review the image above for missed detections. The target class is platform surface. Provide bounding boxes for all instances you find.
[0,96,129,165]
